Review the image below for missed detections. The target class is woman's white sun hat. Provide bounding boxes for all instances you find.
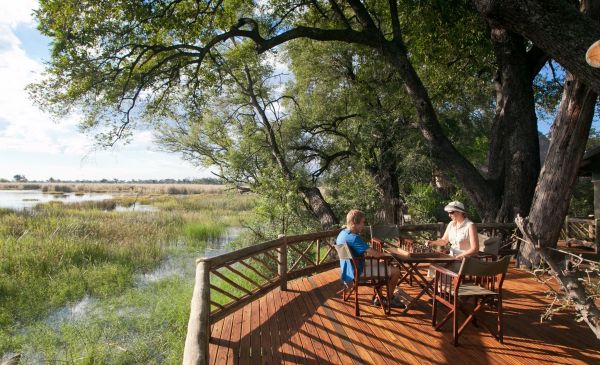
[444,201,466,214]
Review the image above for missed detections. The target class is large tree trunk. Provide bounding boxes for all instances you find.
[487,28,540,222]
[382,42,500,221]
[299,186,339,228]
[516,0,600,339]
[473,0,600,94]
[520,72,597,261]
[366,122,403,225]
[520,0,599,263]
[373,168,402,225]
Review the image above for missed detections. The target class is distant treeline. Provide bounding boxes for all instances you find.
[0,177,222,185]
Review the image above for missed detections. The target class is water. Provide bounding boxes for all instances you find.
[43,295,97,328]
[0,190,115,210]
[136,227,244,286]
[45,226,245,323]
[114,203,158,212]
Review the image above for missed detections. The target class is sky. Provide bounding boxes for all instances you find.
[0,1,211,181]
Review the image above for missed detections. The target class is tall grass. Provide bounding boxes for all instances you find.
[184,222,227,241]
[0,191,256,362]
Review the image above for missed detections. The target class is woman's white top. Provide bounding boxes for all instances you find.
[447,218,473,257]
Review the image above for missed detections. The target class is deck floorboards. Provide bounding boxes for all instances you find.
[209,267,600,364]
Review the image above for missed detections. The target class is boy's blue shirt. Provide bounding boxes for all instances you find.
[336,228,369,282]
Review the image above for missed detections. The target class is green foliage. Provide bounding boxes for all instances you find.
[32,0,499,230]
[403,182,480,223]
[252,170,319,236]
[568,177,594,218]
[587,127,600,150]
[327,168,381,225]
[404,183,447,223]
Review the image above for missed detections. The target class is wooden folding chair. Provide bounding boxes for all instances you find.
[334,243,393,316]
[431,256,511,345]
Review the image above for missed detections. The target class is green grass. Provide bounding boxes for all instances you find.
[0,192,256,362]
[183,222,227,241]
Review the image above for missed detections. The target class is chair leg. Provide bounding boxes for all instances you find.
[343,284,353,302]
[432,295,437,327]
[385,285,394,314]
[374,286,387,315]
[355,284,360,316]
[453,296,459,346]
[498,297,503,343]
[471,297,479,328]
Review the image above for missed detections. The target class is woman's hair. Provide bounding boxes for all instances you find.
[346,209,366,229]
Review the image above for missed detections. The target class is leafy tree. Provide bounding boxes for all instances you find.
[13,175,27,182]
[155,44,339,229]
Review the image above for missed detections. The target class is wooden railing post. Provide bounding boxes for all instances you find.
[183,258,211,365]
[594,219,600,254]
[279,235,288,291]
[437,222,445,239]
[316,239,321,265]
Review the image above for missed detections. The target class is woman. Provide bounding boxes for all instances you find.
[425,201,479,259]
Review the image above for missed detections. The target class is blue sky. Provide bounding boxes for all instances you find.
[0,1,210,181]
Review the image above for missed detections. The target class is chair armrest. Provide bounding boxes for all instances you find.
[355,254,392,260]
[431,264,459,278]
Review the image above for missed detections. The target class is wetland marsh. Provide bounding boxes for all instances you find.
[0,185,255,364]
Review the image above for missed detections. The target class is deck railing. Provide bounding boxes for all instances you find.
[182,223,520,364]
[182,229,341,364]
[560,217,596,242]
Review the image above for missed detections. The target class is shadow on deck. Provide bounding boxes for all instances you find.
[209,267,600,365]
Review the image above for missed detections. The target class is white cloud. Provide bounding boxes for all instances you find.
[0,2,208,181]
[0,0,37,27]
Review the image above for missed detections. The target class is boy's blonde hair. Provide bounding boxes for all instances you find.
[346,209,366,229]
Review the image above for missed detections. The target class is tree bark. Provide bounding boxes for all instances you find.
[382,41,500,221]
[520,72,597,262]
[487,28,540,222]
[519,0,599,261]
[372,167,402,225]
[299,186,339,228]
[473,0,600,94]
[515,0,600,340]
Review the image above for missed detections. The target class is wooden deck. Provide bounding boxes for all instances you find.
[209,267,600,364]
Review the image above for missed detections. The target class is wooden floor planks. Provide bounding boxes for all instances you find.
[208,267,600,365]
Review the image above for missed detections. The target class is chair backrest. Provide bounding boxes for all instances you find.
[334,243,354,260]
[458,255,511,277]
[478,234,501,256]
